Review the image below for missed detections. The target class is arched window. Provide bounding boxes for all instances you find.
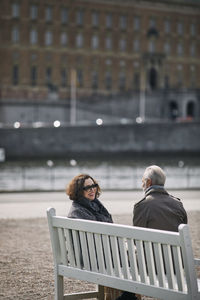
[149,68,157,89]
[30,66,37,86]
[119,71,126,91]
[30,29,38,45]
[91,35,99,49]
[12,26,20,43]
[91,71,98,89]
[60,32,68,46]
[105,36,112,50]
[45,31,53,46]
[76,33,83,48]
[169,101,178,120]
[119,38,126,52]
[105,71,112,90]
[187,101,195,118]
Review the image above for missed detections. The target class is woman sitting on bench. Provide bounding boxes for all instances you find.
[66,173,139,300]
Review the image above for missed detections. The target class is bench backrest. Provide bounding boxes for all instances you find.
[47,207,199,300]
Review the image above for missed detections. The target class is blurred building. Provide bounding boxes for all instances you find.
[0,0,200,124]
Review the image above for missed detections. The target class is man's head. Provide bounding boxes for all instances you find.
[142,165,166,191]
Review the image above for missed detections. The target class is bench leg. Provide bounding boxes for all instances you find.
[55,273,64,300]
[98,285,104,300]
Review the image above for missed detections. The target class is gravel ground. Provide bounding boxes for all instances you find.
[0,212,199,300]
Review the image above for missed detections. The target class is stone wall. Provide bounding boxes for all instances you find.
[0,121,200,160]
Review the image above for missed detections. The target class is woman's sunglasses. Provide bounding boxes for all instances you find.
[83,183,98,191]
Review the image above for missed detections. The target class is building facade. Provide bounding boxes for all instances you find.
[0,0,200,124]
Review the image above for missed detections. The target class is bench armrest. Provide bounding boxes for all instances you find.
[194,259,200,266]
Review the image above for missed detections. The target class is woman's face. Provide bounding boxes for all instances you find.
[83,177,97,201]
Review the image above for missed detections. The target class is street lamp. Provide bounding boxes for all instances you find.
[70,69,76,125]
[139,66,146,122]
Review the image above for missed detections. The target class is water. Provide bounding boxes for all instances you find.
[0,155,200,191]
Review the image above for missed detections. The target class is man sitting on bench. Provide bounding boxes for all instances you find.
[116,165,188,300]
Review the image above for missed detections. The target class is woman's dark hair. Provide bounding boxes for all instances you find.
[66,174,101,201]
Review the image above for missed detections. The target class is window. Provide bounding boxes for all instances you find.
[190,65,196,88]
[105,59,112,66]
[149,17,156,28]
[169,101,178,120]
[91,71,98,89]
[61,8,68,24]
[76,10,84,26]
[177,65,183,87]
[92,11,99,27]
[177,42,183,56]
[133,72,140,90]
[133,39,140,52]
[61,69,67,87]
[164,20,170,34]
[164,75,169,89]
[133,16,140,31]
[45,6,52,22]
[31,66,37,86]
[177,22,184,35]
[187,101,195,118]
[190,43,196,57]
[31,53,37,62]
[12,3,20,18]
[45,31,53,46]
[105,36,112,50]
[60,32,68,46]
[76,33,83,48]
[30,29,38,45]
[119,38,126,51]
[120,15,127,30]
[12,51,20,61]
[30,4,38,20]
[105,71,112,90]
[190,23,196,36]
[12,65,19,85]
[119,71,126,90]
[106,13,112,28]
[77,69,83,87]
[91,35,99,49]
[46,67,52,85]
[12,26,20,43]
[148,39,155,53]
[164,41,170,55]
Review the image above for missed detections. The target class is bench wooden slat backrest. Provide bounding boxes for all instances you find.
[47,208,199,300]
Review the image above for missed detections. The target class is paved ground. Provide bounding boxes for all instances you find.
[0,189,199,219]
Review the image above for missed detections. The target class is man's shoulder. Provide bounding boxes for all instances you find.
[168,194,181,202]
[134,195,150,208]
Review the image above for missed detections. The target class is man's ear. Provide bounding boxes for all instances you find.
[146,178,152,188]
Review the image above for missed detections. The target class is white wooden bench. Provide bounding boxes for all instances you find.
[47,207,200,300]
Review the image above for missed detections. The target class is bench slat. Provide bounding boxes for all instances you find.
[87,232,98,272]
[127,238,140,282]
[118,237,130,280]
[172,246,186,292]
[94,234,106,273]
[163,244,176,290]
[110,236,121,277]
[102,235,114,276]
[72,230,82,268]
[144,241,157,286]
[58,228,68,265]
[65,229,76,267]
[154,243,166,288]
[79,231,90,270]
[136,240,148,284]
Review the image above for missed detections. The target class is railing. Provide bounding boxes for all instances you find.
[0,164,200,192]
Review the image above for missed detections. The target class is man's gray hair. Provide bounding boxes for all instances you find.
[143,165,166,186]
